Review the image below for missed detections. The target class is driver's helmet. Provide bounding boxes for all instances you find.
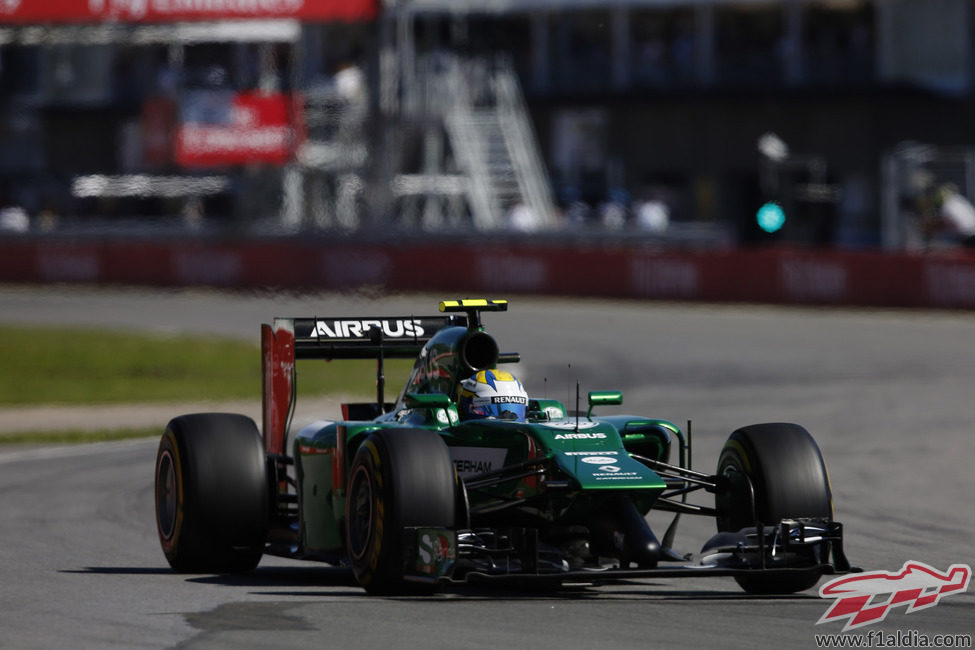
[458,369,528,421]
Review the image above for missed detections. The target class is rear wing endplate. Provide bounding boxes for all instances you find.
[261,314,466,454]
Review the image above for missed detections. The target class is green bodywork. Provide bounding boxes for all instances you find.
[282,304,683,560]
[293,393,678,557]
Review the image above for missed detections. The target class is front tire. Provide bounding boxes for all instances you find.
[155,413,268,573]
[715,422,833,594]
[345,429,456,595]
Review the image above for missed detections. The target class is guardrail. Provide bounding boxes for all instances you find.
[1,235,973,310]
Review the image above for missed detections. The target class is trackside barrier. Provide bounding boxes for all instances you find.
[1,237,974,309]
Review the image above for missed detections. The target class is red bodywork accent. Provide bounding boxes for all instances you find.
[262,322,295,456]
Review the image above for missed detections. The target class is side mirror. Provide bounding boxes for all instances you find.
[404,393,453,409]
[587,390,623,419]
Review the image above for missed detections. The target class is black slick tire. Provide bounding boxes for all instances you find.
[155,413,268,573]
[345,428,456,595]
[715,422,833,594]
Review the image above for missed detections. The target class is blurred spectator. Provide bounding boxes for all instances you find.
[36,203,59,232]
[506,201,539,232]
[671,20,697,78]
[599,188,630,230]
[334,62,365,102]
[925,184,975,248]
[633,31,666,84]
[182,197,205,230]
[0,204,29,232]
[564,200,591,226]
[635,199,670,233]
[599,201,627,230]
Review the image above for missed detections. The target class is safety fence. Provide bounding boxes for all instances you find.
[1,237,973,310]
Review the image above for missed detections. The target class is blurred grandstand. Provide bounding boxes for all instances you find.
[2,0,975,250]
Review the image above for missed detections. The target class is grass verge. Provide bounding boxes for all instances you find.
[0,325,412,406]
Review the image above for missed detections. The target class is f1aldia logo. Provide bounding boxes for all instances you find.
[817,561,971,632]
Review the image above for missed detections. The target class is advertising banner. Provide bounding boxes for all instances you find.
[174,90,299,167]
[0,0,378,23]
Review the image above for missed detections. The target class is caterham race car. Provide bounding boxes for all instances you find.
[154,298,855,595]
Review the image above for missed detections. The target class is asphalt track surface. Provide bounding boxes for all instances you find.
[1,286,973,649]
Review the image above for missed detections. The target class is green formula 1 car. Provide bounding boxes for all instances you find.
[154,298,855,595]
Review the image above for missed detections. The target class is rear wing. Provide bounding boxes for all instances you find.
[261,314,466,454]
[289,315,467,359]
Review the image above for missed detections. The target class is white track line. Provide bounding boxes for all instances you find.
[0,437,158,465]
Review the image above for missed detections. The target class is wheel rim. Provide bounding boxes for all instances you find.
[347,464,374,561]
[716,452,754,533]
[156,449,177,541]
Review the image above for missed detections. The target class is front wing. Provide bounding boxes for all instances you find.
[400,519,856,586]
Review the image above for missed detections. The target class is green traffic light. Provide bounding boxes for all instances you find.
[757,202,786,233]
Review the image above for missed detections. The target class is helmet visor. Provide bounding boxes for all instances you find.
[463,396,527,421]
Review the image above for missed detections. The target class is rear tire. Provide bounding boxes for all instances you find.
[345,429,456,595]
[715,422,833,594]
[155,413,268,573]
